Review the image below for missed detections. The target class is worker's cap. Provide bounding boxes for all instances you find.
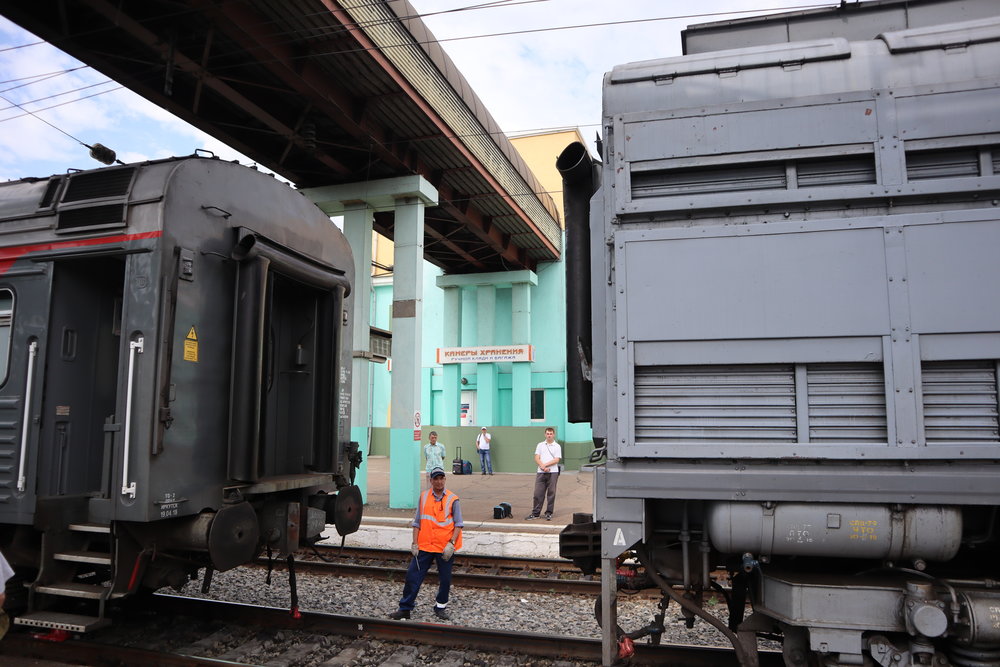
[429,467,446,479]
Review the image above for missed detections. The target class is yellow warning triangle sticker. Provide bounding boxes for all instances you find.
[186,326,197,341]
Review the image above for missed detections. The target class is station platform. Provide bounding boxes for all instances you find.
[322,456,594,558]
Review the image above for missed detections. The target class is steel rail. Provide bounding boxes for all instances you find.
[147,594,781,666]
[260,557,599,594]
[0,632,238,666]
[311,543,582,572]
[0,595,783,666]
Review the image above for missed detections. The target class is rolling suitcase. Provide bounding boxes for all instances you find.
[452,447,465,475]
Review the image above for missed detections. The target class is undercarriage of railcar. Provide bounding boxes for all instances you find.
[562,498,1000,666]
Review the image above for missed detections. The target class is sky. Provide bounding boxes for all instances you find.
[0,1,827,182]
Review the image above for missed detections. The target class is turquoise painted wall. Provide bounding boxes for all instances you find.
[366,425,591,472]
[365,231,593,455]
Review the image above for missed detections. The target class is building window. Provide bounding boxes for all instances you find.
[530,388,545,421]
[0,290,12,384]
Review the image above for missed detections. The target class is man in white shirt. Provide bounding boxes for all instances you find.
[525,427,561,521]
[475,426,493,475]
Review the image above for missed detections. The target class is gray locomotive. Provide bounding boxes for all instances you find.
[0,155,361,632]
[559,2,1000,666]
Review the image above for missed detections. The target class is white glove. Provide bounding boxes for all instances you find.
[442,542,455,561]
[411,543,419,557]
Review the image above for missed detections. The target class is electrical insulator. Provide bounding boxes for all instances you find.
[89,143,117,165]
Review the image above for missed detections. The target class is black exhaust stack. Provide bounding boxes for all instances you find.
[557,142,598,424]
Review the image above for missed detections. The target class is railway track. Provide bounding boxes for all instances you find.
[263,544,603,594]
[0,594,784,666]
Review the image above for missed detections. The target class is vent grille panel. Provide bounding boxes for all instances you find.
[632,163,786,198]
[635,365,797,443]
[62,168,135,202]
[797,156,876,187]
[807,363,887,442]
[57,204,126,231]
[922,361,999,443]
[906,148,980,181]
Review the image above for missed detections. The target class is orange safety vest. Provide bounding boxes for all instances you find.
[416,488,463,553]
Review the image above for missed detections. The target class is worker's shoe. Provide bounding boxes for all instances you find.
[388,609,410,620]
[433,606,450,620]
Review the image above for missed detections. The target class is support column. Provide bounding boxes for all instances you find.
[302,175,437,511]
[512,281,532,425]
[441,286,462,427]
[475,284,497,427]
[389,194,429,509]
[344,204,374,501]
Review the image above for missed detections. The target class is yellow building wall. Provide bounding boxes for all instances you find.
[510,128,590,228]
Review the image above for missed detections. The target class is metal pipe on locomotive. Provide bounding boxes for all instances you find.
[558,3,1000,666]
[0,154,363,632]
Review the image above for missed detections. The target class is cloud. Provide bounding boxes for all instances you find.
[410,0,783,136]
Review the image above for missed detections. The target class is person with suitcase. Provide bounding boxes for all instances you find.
[424,431,446,483]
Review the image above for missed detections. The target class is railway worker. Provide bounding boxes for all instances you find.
[388,467,463,621]
[524,427,562,521]
[423,431,446,483]
[475,426,493,475]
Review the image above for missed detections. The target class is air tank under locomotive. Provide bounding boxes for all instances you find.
[0,155,362,631]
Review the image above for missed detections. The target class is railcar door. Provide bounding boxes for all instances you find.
[36,256,124,497]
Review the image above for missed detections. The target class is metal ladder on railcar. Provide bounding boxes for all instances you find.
[14,498,122,633]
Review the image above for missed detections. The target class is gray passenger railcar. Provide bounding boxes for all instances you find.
[0,155,362,632]
[560,3,1000,666]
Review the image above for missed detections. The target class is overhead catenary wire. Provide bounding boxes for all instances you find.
[0,90,124,165]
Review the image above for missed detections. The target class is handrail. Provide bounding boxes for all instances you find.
[17,340,38,493]
[121,336,144,498]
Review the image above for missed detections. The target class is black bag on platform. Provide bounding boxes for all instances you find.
[453,447,465,475]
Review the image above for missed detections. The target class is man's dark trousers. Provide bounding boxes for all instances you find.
[398,550,453,611]
[531,471,560,516]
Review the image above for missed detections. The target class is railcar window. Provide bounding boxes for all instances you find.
[530,388,545,421]
[0,289,12,383]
